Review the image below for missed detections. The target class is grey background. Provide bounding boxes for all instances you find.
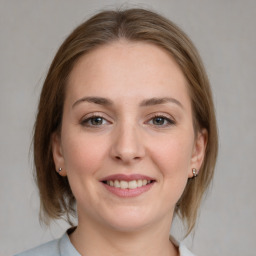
[1,0,255,255]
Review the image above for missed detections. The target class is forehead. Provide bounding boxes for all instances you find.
[66,40,190,107]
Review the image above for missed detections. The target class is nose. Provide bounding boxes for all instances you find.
[110,122,146,164]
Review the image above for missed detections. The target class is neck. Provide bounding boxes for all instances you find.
[69,214,179,256]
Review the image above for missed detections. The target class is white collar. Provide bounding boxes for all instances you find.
[62,231,196,256]
[170,235,196,256]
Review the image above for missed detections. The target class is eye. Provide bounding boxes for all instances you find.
[148,115,175,127]
[81,115,109,127]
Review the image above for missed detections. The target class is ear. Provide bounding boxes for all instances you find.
[51,132,67,176]
[188,128,208,178]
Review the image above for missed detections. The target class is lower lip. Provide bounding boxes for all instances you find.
[102,182,154,197]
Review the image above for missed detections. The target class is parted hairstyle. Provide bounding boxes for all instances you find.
[33,8,218,235]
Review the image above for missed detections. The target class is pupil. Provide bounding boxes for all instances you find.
[154,117,164,125]
[92,117,102,125]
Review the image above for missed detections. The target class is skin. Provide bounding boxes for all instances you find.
[52,40,207,256]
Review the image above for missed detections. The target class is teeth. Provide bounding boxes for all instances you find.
[114,180,120,188]
[120,180,129,189]
[137,180,142,187]
[128,180,137,189]
[142,180,147,186]
[106,179,152,189]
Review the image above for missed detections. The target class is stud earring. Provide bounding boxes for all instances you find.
[58,167,62,173]
[192,168,198,177]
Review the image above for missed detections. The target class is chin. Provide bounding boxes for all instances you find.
[106,219,151,233]
[100,206,159,233]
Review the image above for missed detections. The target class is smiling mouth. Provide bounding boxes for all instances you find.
[102,179,155,189]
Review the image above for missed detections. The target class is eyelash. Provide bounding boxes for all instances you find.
[147,114,176,127]
[80,114,176,128]
[80,114,109,127]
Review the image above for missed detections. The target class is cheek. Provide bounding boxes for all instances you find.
[149,133,194,181]
[60,132,109,206]
[152,136,194,205]
[61,132,107,177]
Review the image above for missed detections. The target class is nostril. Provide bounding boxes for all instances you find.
[114,155,141,162]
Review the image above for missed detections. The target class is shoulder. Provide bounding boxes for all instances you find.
[14,237,60,256]
[14,231,80,256]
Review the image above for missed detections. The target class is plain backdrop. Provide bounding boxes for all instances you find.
[1,0,255,255]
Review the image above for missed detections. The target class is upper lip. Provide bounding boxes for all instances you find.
[100,174,155,182]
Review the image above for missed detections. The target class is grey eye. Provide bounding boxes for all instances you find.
[81,116,108,127]
[147,115,175,127]
[152,117,166,125]
[90,117,104,125]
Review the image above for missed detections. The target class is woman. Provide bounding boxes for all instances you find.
[16,8,218,256]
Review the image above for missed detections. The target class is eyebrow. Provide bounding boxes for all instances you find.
[139,97,183,108]
[72,97,113,108]
[72,96,183,109]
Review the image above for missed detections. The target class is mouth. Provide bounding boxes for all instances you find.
[102,179,155,189]
[100,174,156,197]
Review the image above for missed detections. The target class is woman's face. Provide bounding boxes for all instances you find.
[52,40,206,232]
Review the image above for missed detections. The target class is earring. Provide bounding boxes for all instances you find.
[192,168,198,177]
[58,167,62,173]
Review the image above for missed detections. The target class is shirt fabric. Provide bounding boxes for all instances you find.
[14,232,195,256]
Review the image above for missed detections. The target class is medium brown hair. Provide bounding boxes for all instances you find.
[33,8,218,235]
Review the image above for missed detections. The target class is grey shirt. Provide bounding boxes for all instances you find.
[14,232,195,256]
